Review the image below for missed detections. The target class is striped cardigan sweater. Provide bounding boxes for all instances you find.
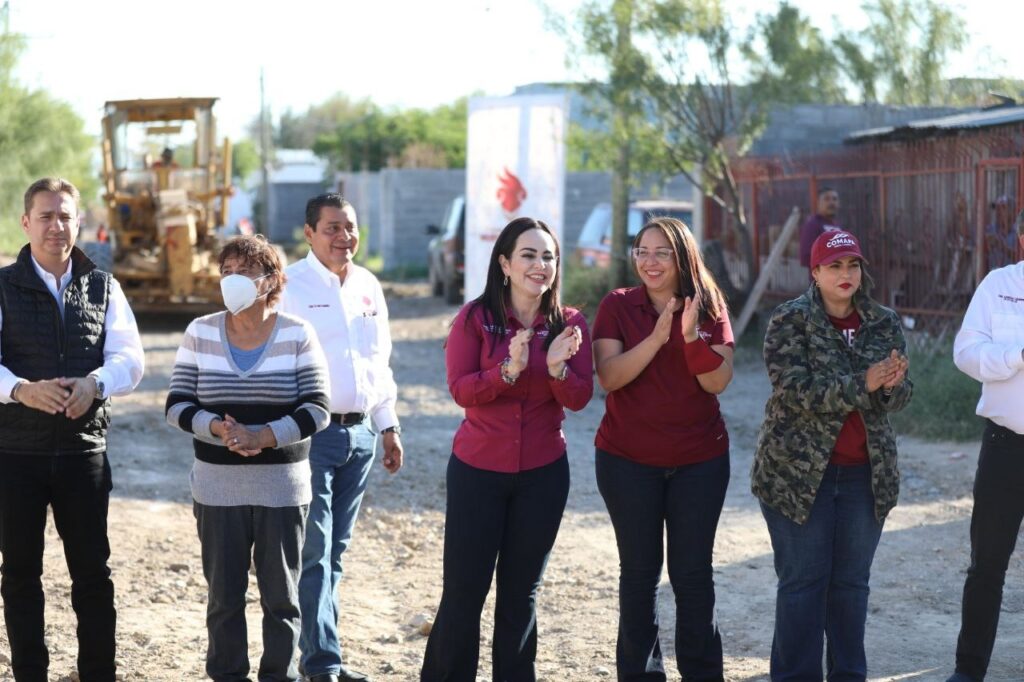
[165,311,331,507]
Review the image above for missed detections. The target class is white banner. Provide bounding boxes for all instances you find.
[464,94,568,302]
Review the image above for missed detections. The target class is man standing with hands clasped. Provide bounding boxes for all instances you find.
[279,193,403,682]
[0,177,144,682]
[947,208,1024,682]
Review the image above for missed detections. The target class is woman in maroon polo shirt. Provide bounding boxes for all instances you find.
[421,216,593,682]
[592,216,734,681]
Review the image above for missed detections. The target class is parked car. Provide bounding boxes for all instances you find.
[574,199,694,267]
[426,196,465,304]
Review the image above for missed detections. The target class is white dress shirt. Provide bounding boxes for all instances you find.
[953,260,1024,434]
[0,254,145,402]
[278,251,398,430]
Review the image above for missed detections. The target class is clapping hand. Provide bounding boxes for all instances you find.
[547,325,582,377]
[680,296,699,342]
[865,349,908,393]
[651,297,679,345]
[882,349,909,390]
[506,328,533,378]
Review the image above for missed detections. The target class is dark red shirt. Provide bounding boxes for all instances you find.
[592,287,733,467]
[445,303,594,473]
[828,310,869,466]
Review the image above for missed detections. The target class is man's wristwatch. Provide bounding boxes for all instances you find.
[382,425,402,437]
[92,376,105,400]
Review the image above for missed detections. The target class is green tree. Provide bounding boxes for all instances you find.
[0,31,96,255]
[311,98,468,172]
[743,1,846,104]
[230,138,261,186]
[257,94,468,173]
[835,0,967,105]
[565,0,666,289]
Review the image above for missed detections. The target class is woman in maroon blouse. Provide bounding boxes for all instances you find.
[421,217,593,682]
[592,217,734,681]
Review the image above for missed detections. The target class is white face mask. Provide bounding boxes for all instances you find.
[220,273,270,315]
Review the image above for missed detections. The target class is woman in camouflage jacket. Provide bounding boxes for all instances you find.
[752,230,912,681]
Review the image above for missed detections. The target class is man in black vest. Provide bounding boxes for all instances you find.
[0,178,144,682]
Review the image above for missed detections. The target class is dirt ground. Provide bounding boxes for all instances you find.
[2,282,1022,682]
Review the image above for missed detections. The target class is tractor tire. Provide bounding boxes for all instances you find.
[82,241,114,273]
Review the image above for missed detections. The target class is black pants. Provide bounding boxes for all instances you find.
[596,449,729,682]
[0,452,115,682]
[953,421,1024,681]
[194,502,308,682]
[421,454,570,682]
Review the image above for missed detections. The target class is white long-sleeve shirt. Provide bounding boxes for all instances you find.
[0,254,145,402]
[953,260,1024,434]
[278,252,398,430]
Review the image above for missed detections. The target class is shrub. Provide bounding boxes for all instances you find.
[890,345,984,442]
[561,264,615,323]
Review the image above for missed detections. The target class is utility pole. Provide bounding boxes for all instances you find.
[259,67,272,237]
[2,1,10,33]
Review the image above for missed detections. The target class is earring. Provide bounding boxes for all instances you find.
[503,275,509,286]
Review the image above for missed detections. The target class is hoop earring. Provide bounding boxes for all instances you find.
[503,275,509,286]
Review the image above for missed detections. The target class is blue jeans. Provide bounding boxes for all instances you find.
[298,421,377,677]
[595,449,730,682]
[760,462,884,682]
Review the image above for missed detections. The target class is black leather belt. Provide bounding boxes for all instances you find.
[331,412,367,426]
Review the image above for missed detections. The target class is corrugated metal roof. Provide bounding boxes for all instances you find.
[846,104,1024,143]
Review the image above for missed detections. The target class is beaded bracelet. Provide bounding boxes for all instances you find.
[500,357,519,385]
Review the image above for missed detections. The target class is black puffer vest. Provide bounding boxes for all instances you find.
[0,245,111,455]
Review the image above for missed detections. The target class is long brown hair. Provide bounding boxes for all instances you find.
[633,217,727,322]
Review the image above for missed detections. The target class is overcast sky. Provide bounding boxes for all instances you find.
[10,0,1023,139]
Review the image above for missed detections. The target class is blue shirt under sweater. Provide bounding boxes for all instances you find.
[230,341,268,372]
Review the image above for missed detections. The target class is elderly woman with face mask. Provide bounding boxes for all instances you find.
[165,235,330,682]
[752,230,912,682]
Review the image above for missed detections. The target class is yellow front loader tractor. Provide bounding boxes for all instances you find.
[93,97,233,312]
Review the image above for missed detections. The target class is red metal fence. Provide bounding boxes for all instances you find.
[719,124,1024,337]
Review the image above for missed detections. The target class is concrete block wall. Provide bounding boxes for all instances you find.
[267,182,328,243]
[751,104,963,156]
[332,169,695,270]
[337,172,382,253]
[378,169,467,270]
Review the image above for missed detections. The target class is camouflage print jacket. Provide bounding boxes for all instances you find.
[751,285,913,524]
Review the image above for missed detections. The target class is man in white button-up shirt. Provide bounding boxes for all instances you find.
[946,209,1024,682]
[279,193,402,682]
[0,178,144,682]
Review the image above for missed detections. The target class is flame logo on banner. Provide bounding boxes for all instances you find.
[497,167,528,215]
